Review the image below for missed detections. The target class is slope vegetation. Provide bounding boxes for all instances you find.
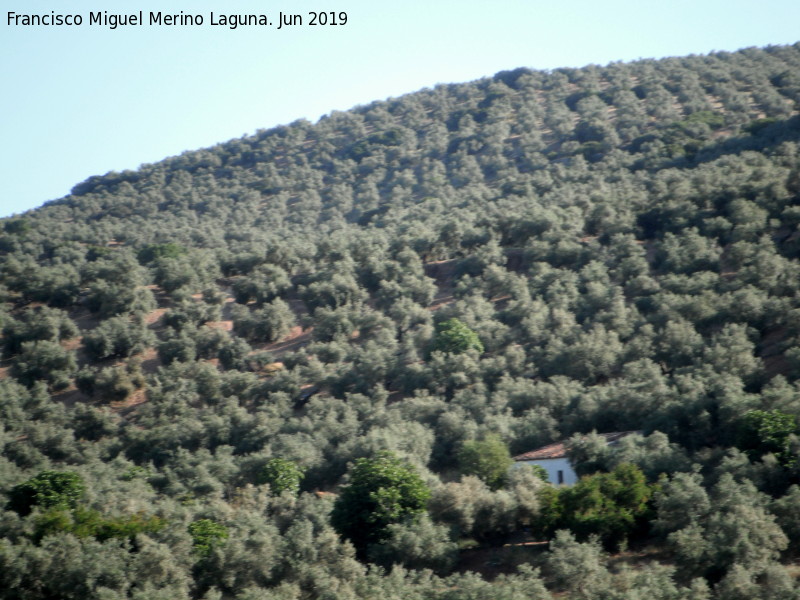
[2,44,800,599]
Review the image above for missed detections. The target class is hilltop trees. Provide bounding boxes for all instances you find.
[1,43,800,598]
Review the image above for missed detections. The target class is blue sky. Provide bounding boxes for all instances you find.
[1,0,799,217]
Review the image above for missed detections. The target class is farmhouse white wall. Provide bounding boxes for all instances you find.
[516,457,578,485]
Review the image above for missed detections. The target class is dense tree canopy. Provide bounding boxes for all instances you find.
[331,452,431,553]
[2,43,800,598]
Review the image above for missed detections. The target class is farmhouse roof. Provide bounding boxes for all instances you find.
[512,431,641,461]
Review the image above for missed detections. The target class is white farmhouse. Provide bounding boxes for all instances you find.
[512,431,639,485]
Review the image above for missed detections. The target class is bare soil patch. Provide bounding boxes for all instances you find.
[260,326,313,357]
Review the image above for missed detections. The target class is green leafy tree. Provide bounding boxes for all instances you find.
[258,458,305,495]
[737,409,797,465]
[432,318,484,354]
[7,470,86,516]
[188,519,229,557]
[527,463,550,483]
[458,435,513,490]
[33,506,164,542]
[557,463,653,547]
[331,451,431,553]
[536,484,563,537]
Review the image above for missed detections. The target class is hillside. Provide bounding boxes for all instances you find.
[2,43,800,599]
